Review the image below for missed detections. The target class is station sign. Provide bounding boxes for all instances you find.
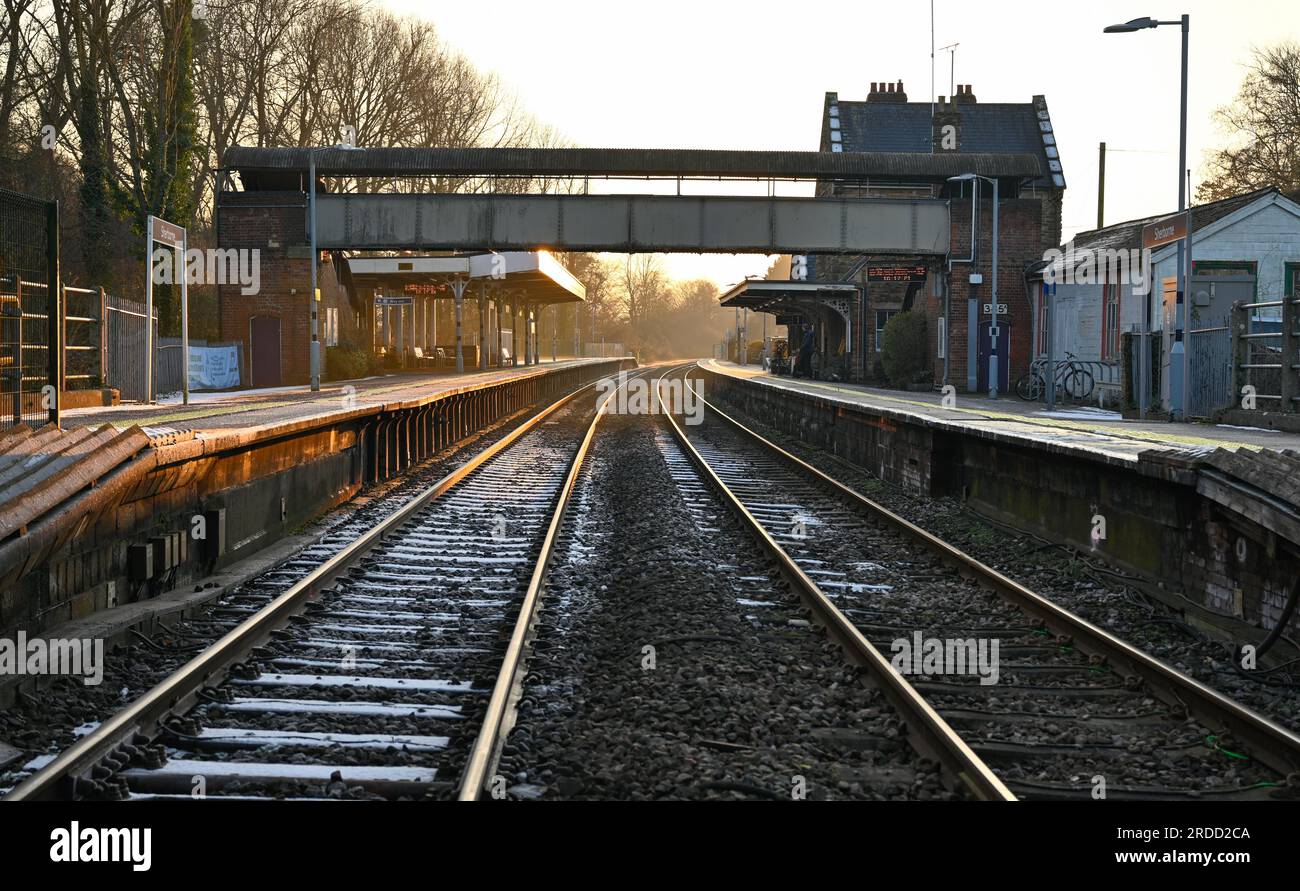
[1141,213,1188,249]
[867,264,927,283]
[376,296,413,306]
[148,215,185,250]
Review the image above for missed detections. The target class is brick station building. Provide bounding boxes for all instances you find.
[215,185,356,387]
[727,80,1066,392]
[824,81,1064,391]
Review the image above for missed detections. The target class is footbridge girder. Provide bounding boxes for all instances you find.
[315,192,951,255]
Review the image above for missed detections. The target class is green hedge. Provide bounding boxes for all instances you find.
[325,346,376,382]
[880,311,928,388]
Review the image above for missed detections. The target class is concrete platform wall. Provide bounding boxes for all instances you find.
[4,360,632,638]
[703,368,1300,646]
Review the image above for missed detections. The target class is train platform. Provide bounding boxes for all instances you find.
[700,359,1300,464]
[62,358,609,441]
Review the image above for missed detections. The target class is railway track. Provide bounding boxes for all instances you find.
[4,368,650,802]
[659,365,1300,801]
[495,394,953,800]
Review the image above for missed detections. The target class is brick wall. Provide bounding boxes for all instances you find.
[937,197,1044,390]
[217,191,313,385]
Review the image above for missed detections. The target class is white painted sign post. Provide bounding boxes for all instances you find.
[146,215,188,404]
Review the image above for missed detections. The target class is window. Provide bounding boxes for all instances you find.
[875,310,897,352]
[324,307,339,347]
[1193,260,1256,278]
[1101,282,1120,361]
[1285,263,1300,297]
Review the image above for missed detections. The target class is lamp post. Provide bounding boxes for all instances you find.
[307,150,321,391]
[948,173,1000,397]
[1105,14,1190,419]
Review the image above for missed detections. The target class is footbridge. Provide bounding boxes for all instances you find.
[221,146,1039,255]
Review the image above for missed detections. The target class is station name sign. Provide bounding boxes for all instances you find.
[867,264,927,283]
[148,215,185,249]
[1141,213,1188,250]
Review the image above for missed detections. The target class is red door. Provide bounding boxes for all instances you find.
[249,316,282,388]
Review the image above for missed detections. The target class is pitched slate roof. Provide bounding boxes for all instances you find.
[824,93,1063,189]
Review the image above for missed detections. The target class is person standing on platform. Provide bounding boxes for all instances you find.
[795,325,815,378]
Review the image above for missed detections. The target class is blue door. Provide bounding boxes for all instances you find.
[977,320,1011,393]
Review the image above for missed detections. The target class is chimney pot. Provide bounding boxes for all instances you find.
[897,79,904,91]
[870,82,877,93]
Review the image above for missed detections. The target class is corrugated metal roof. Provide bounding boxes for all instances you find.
[223,145,1041,180]
[1029,188,1280,277]
[1070,188,1277,253]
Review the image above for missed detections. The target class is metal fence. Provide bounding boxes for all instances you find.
[1233,298,1298,413]
[103,295,244,400]
[64,285,105,391]
[1122,329,1162,412]
[1188,323,1234,418]
[0,187,59,430]
[157,336,244,396]
[105,293,155,401]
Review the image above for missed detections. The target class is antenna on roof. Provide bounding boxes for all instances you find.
[930,0,936,134]
[939,42,959,98]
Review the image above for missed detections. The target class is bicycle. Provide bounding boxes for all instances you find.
[1015,352,1095,402]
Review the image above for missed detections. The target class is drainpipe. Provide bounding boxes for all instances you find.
[945,184,979,391]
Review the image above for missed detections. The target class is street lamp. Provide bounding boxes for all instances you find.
[948,172,1001,398]
[307,149,321,392]
[306,142,363,392]
[1105,14,1190,420]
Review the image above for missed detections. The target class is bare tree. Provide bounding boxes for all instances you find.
[620,254,666,330]
[1199,42,1300,203]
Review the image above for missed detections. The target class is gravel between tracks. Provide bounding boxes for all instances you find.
[497,412,952,801]
[706,386,1300,737]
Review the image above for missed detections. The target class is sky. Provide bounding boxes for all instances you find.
[387,0,1300,287]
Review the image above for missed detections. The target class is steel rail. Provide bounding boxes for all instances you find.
[4,370,625,802]
[458,366,658,800]
[657,366,1016,801]
[682,367,1300,780]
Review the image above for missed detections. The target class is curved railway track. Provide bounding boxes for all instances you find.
[658,364,1300,801]
[4,368,652,802]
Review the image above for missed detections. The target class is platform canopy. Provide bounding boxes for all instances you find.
[344,251,585,304]
[467,251,585,303]
[719,278,860,310]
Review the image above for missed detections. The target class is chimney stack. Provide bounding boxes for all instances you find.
[868,79,908,103]
[932,92,962,152]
